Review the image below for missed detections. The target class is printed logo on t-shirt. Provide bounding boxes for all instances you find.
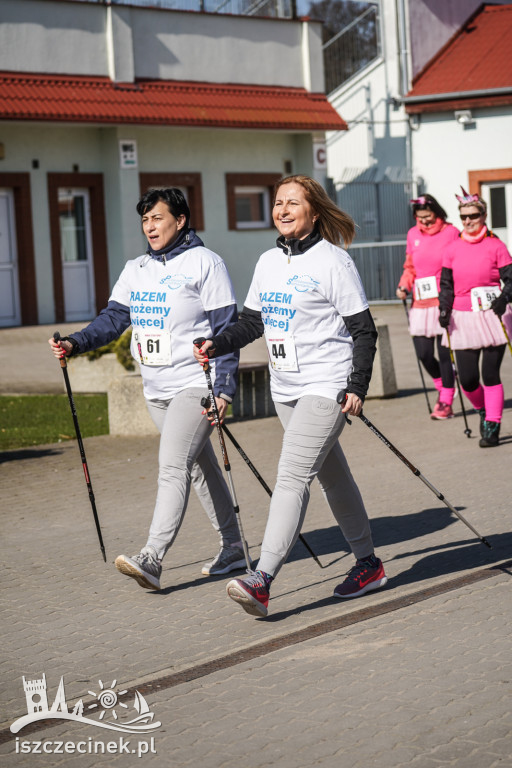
[159,274,192,290]
[286,274,320,292]
[130,290,170,330]
[259,291,296,334]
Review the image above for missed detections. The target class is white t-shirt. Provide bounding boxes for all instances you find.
[244,239,368,402]
[110,246,236,400]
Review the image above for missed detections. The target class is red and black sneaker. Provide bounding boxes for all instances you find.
[226,571,270,617]
[333,557,387,599]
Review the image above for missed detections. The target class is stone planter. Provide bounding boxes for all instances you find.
[102,322,396,436]
[66,354,127,394]
[366,321,397,399]
[108,374,158,436]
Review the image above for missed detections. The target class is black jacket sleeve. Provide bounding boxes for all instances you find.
[205,304,239,401]
[68,301,131,354]
[210,306,264,356]
[499,263,512,302]
[342,309,378,401]
[439,267,455,315]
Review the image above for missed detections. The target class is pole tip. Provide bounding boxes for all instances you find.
[482,538,492,549]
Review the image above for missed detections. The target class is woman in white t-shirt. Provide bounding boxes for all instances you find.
[194,175,387,618]
[49,188,246,589]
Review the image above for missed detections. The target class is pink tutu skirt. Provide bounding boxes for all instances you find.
[441,305,512,350]
[408,305,443,337]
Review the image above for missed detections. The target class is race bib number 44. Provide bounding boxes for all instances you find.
[471,286,501,312]
[266,336,298,371]
[134,330,172,366]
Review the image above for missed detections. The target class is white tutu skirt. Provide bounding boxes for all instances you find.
[408,305,443,337]
[441,305,512,350]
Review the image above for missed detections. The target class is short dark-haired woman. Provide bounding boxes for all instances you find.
[50,188,245,588]
[396,194,460,419]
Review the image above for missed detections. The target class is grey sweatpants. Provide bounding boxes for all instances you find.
[145,387,240,560]
[257,395,374,577]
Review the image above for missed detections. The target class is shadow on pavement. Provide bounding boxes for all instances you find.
[149,507,508,600]
[288,507,466,564]
[0,447,64,463]
[265,532,512,622]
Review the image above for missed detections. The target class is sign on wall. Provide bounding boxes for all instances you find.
[313,141,327,171]
[119,140,138,169]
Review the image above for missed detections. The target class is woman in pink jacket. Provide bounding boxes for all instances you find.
[439,189,512,448]
[396,194,459,419]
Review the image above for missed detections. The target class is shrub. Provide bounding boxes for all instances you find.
[83,329,135,371]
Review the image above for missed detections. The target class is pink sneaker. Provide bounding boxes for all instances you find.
[226,571,269,617]
[430,401,454,420]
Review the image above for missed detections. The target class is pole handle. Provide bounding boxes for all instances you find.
[53,331,68,369]
[193,336,210,372]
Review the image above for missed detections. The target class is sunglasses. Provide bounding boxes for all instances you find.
[460,213,482,221]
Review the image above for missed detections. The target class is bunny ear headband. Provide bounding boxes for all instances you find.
[455,186,479,203]
[409,196,427,205]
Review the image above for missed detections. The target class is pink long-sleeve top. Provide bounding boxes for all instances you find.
[399,223,460,308]
[442,232,512,311]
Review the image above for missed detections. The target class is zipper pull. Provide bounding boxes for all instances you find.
[287,245,292,264]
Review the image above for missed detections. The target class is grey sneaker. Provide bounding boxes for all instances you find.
[115,546,162,590]
[202,544,247,576]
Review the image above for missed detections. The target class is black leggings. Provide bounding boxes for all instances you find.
[413,335,454,387]
[454,346,506,391]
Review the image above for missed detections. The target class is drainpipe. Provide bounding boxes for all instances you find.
[396,0,413,187]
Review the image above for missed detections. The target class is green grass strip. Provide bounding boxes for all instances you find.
[0,394,109,452]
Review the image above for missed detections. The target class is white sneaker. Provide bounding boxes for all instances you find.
[115,546,162,590]
[202,544,248,575]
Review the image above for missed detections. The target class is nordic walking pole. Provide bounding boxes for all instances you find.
[194,339,252,572]
[446,331,471,438]
[340,395,491,549]
[219,420,326,569]
[499,319,512,356]
[53,332,107,562]
[402,299,432,415]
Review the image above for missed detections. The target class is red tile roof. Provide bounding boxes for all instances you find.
[405,4,512,113]
[0,72,348,131]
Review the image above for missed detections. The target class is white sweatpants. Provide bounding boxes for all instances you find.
[145,387,240,560]
[257,395,374,577]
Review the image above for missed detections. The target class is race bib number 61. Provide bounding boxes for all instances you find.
[134,330,172,366]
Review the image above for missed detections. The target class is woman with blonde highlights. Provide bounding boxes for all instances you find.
[280,174,356,247]
[194,174,386,618]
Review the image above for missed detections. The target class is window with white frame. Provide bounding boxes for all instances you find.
[226,173,281,231]
[234,186,270,229]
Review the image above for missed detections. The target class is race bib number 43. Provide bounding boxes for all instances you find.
[471,286,501,312]
[266,336,298,371]
[134,330,172,366]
